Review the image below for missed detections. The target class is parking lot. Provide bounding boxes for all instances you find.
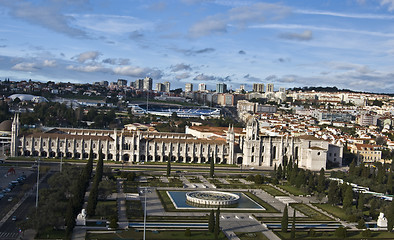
[0,163,33,206]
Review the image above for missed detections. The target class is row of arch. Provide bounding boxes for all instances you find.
[19,150,229,164]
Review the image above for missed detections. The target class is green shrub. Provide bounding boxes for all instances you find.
[357,218,366,229]
[361,229,372,237]
[335,226,347,238]
[185,227,191,237]
[309,228,316,237]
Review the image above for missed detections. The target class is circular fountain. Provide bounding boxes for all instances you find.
[186,191,240,207]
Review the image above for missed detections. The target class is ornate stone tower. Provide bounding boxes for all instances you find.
[244,117,261,165]
[11,114,19,157]
[226,125,235,164]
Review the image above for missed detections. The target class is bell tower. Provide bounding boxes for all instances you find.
[11,114,20,157]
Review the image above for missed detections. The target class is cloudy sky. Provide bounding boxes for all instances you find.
[1,0,394,93]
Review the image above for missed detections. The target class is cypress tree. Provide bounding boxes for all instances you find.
[388,198,394,232]
[291,209,296,239]
[208,209,215,233]
[277,164,283,180]
[358,193,364,211]
[167,158,171,177]
[317,168,325,193]
[281,205,288,233]
[210,153,215,178]
[214,207,220,240]
[287,159,293,181]
[349,160,356,176]
[343,185,353,210]
[387,172,393,195]
[328,181,340,205]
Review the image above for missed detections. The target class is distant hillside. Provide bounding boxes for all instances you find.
[289,86,394,96]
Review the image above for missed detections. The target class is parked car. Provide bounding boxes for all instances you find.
[11,216,16,221]
[0,193,4,199]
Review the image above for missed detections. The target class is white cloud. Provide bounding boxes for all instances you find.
[381,0,394,11]
[43,60,56,67]
[188,2,289,38]
[279,30,313,41]
[73,51,101,63]
[328,62,373,74]
[175,72,191,80]
[102,58,130,65]
[66,64,110,73]
[0,0,87,37]
[294,9,394,20]
[251,24,394,37]
[189,16,227,38]
[193,73,217,81]
[11,62,40,71]
[171,63,192,72]
[72,14,154,35]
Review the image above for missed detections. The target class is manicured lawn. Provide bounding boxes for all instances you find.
[188,177,202,183]
[312,203,348,221]
[243,192,280,213]
[148,177,183,187]
[94,200,117,219]
[261,185,287,196]
[275,230,394,239]
[123,181,139,193]
[290,203,332,221]
[228,179,242,184]
[86,229,227,239]
[236,232,270,240]
[277,184,305,196]
[35,229,66,239]
[126,200,144,220]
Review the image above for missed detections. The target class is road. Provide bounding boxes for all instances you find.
[0,171,38,240]
[5,160,270,175]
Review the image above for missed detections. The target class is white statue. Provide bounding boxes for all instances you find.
[377,212,387,228]
[76,209,87,226]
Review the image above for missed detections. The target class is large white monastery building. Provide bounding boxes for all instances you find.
[10,115,342,171]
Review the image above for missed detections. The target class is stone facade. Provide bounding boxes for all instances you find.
[10,115,341,170]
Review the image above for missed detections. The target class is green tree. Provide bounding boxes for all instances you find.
[357,193,364,211]
[109,216,118,229]
[214,207,220,240]
[281,205,288,233]
[343,184,353,210]
[317,168,325,193]
[369,198,378,220]
[208,209,215,233]
[295,169,305,188]
[388,198,394,232]
[376,163,385,184]
[167,159,171,177]
[328,181,340,205]
[349,160,356,176]
[335,226,347,238]
[210,154,215,178]
[357,218,366,229]
[185,227,191,237]
[277,164,283,180]
[291,209,296,239]
[254,174,264,184]
[387,172,393,195]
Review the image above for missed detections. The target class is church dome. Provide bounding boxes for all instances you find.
[0,120,12,132]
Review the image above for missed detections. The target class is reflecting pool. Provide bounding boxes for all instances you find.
[167,191,265,210]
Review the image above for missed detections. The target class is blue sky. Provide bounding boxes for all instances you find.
[0,0,394,93]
